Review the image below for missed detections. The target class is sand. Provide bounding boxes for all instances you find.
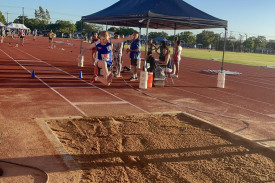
[46,113,275,183]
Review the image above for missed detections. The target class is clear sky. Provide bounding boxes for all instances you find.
[1,0,275,40]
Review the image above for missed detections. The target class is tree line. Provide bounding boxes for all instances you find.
[1,7,274,54]
[0,7,102,38]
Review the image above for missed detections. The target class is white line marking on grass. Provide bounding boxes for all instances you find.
[14,48,150,114]
[73,101,128,105]
[0,49,88,117]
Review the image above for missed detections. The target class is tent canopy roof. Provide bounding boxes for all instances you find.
[7,23,29,30]
[153,37,168,41]
[82,0,227,30]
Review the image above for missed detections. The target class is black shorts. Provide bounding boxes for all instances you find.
[49,38,53,40]
[131,58,138,66]
[20,36,24,39]
[147,51,152,56]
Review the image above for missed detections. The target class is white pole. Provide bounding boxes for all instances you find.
[144,19,150,60]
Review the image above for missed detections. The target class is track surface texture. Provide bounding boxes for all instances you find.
[0,36,274,182]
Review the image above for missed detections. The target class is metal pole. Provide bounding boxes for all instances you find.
[144,19,150,60]
[173,24,176,55]
[80,21,83,54]
[221,28,227,72]
[22,7,24,25]
[6,12,9,23]
[106,22,108,31]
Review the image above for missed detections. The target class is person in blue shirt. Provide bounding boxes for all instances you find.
[128,32,141,81]
[78,31,133,86]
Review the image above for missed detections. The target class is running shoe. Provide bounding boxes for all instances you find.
[129,76,138,81]
[90,75,98,83]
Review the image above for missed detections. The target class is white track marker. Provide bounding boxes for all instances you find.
[15,60,44,62]
[73,101,128,105]
[52,86,97,89]
[267,114,275,118]
[37,77,74,79]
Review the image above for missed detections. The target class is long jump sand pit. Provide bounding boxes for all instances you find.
[46,113,275,182]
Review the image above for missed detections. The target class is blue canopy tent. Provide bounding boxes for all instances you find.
[82,0,228,71]
[153,37,168,42]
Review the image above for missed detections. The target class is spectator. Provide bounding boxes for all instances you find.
[0,27,5,44]
[128,32,141,81]
[147,38,157,60]
[113,32,123,77]
[171,40,183,78]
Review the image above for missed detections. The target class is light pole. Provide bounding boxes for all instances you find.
[239,34,243,52]
[22,7,25,25]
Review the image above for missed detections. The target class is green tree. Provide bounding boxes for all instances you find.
[148,31,169,39]
[46,9,51,24]
[243,37,255,52]
[253,36,267,53]
[0,11,6,24]
[35,6,48,24]
[179,31,196,45]
[14,16,28,24]
[196,30,216,48]
[57,20,76,33]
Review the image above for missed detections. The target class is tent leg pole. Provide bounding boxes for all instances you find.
[221,28,227,72]
[80,21,84,54]
[144,19,150,61]
[173,25,176,55]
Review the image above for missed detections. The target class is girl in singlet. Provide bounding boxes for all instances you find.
[78,31,134,86]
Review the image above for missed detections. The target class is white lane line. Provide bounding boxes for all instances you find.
[267,114,275,118]
[52,86,97,89]
[37,77,74,79]
[20,64,50,66]
[73,101,128,105]
[15,48,149,114]
[16,60,44,62]
[173,87,270,117]
[27,69,63,72]
[0,49,88,117]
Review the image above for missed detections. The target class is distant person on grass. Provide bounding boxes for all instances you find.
[0,27,5,44]
[48,30,54,49]
[127,32,141,81]
[78,31,134,86]
[18,29,25,46]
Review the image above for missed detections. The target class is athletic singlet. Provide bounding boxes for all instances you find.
[95,40,112,66]
[49,32,53,39]
[148,43,153,50]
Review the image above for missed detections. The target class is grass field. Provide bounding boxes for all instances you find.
[180,48,275,67]
[137,44,275,67]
